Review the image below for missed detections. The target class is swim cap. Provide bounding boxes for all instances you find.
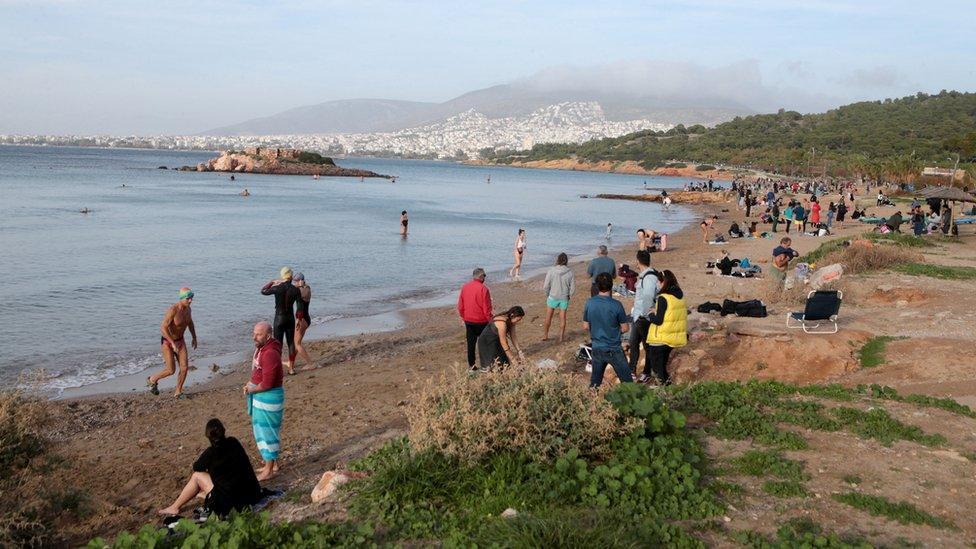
[280,267,293,280]
[179,287,194,300]
[293,272,305,281]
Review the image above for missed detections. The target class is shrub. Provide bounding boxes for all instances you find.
[821,243,922,274]
[695,164,716,171]
[296,151,335,165]
[665,162,688,168]
[407,365,640,463]
[0,390,47,480]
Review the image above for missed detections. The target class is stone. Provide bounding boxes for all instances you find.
[501,508,518,518]
[895,300,909,308]
[311,470,369,503]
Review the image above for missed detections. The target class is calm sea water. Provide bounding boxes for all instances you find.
[0,145,697,392]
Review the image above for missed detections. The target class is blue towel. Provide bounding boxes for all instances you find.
[247,386,284,461]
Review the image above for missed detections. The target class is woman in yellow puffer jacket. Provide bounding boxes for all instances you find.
[642,270,687,385]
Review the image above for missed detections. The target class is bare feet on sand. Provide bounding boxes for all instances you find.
[158,506,180,516]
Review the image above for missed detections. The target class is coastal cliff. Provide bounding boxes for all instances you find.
[197,147,390,178]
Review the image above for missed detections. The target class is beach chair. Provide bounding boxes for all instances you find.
[786,290,843,334]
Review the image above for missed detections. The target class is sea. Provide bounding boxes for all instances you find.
[0,145,699,394]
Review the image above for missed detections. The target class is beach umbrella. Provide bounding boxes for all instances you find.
[919,186,976,202]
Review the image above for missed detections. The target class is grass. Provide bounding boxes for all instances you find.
[832,492,956,530]
[731,449,809,481]
[866,384,976,418]
[861,232,933,248]
[801,237,850,263]
[842,474,863,485]
[892,262,976,280]
[831,407,946,447]
[857,336,905,368]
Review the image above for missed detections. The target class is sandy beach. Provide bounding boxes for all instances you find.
[30,187,976,545]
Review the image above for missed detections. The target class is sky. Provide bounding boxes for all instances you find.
[0,0,973,135]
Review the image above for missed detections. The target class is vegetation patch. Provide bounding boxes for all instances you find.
[695,164,716,171]
[731,449,808,481]
[665,162,687,168]
[762,480,809,498]
[892,262,976,280]
[857,336,905,368]
[295,151,336,165]
[831,407,946,447]
[861,232,934,248]
[866,384,976,418]
[733,517,871,548]
[832,492,956,529]
[842,474,863,485]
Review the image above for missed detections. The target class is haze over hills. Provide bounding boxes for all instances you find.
[203,83,753,136]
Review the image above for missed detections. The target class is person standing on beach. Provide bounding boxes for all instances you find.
[543,253,576,342]
[245,321,284,481]
[291,273,313,374]
[771,202,781,233]
[583,272,633,388]
[458,268,493,370]
[586,245,616,297]
[509,229,526,279]
[261,267,300,372]
[644,270,687,385]
[400,211,409,236]
[148,287,198,398]
[629,250,657,380]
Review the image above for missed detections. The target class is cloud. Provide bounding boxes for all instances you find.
[512,59,836,113]
[835,66,907,89]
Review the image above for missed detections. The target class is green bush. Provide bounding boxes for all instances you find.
[695,164,716,171]
[857,336,905,368]
[665,162,687,168]
[831,407,946,447]
[296,151,336,165]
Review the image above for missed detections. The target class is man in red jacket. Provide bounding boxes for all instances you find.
[457,268,493,370]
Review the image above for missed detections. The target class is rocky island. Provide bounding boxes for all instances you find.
[196,147,390,178]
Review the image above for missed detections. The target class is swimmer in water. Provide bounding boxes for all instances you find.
[148,288,198,398]
[400,210,409,236]
[79,208,91,214]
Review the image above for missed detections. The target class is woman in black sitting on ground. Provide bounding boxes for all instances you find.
[159,418,262,517]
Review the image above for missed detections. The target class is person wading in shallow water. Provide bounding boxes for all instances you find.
[400,210,409,236]
[148,287,198,398]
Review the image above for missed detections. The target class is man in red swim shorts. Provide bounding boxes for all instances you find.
[148,287,198,398]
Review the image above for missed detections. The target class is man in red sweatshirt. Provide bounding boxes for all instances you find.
[457,267,493,370]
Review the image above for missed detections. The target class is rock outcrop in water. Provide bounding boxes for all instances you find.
[197,147,390,178]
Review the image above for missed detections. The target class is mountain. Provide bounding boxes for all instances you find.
[486,91,976,175]
[201,84,752,136]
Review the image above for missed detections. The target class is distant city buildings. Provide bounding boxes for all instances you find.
[0,102,673,159]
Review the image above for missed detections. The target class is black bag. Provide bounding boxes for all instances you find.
[721,299,768,318]
[697,302,722,314]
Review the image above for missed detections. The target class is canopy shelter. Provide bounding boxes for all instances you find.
[919,186,976,203]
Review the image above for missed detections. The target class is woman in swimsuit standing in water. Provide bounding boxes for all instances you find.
[291,273,313,374]
[400,211,408,236]
[509,228,526,279]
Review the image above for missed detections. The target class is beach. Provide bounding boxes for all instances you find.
[34,185,976,544]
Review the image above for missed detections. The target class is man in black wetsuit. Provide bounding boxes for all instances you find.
[261,267,300,370]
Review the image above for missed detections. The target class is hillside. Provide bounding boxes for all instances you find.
[486,91,976,177]
[202,84,751,136]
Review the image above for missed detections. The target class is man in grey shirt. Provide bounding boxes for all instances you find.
[628,250,658,380]
[586,245,616,297]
